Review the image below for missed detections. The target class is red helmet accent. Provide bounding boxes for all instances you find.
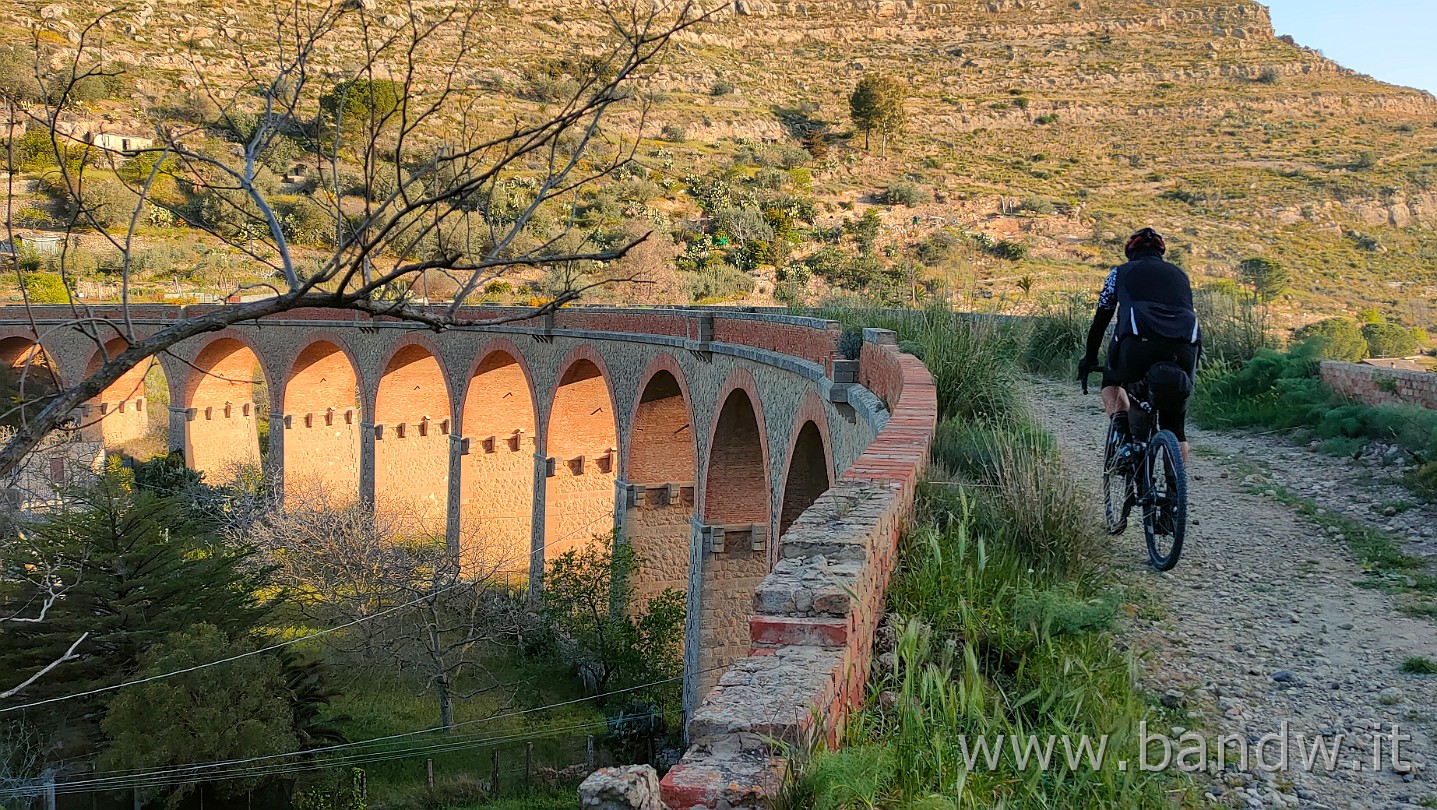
[1125,228,1167,259]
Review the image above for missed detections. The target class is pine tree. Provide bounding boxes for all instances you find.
[0,470,273,748]
[849,73,908,155]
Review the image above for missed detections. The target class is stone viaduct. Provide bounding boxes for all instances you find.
[0,304,936,808]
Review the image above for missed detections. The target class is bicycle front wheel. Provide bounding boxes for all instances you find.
[1142,430,1186,571]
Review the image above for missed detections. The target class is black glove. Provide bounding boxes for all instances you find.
[1077,356,1098,381]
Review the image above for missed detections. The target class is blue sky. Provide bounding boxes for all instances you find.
[1262,1,1436,94]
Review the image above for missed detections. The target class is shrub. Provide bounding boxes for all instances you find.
[988,239,1027,261]
[72,178,139,229]
[1017,198,1053,216]
[1363,322,1420,358]
[884,181,928,207]
[320,78,404,128]
[914,230,960,264]
[710,79,735,96]
[1255,66,1281,84]
[1034,113,1059,125]
[660,123,686,142]
[684,260,752,303]
[20,272,71,303]
[0,45,44,103]
[8,130,59,171]
[279,197,336,247]
[710,207,773,244]
[752,168,787,190]
[1293,317,1367,362]
[1353,150,1379,169]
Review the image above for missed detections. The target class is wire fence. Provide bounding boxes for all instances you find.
[7,713,680,810]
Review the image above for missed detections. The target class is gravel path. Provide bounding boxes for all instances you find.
[1028,378,1437,810]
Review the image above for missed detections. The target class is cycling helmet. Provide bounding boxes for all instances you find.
[1124,227,1167,259]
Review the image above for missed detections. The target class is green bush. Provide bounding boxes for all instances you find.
[21,272,71,303]
[684,260,752,303]
[883,181,927,207]
[320,78,405,128]
[710,207,773,244]
[279,197,336,246]
[1362,321,1420,358]
[71,178,139,229]
[1293,317,1367,362]
[988,239,1027,261]
[1194,345,1437,495]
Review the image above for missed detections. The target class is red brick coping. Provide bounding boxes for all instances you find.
[660,330,937,809]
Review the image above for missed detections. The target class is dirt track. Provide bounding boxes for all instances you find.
[1029,378,1437,810]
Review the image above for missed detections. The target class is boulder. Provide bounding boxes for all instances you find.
[578,765,663,810]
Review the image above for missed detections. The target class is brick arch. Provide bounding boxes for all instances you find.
[77,337,160,450]
[628,354,696,483]
[281,337,362,506]
[184,333,270,481]
[695,369,771,704]
[0,335,62,429]
[543,347,619,560]
[625,354,697,608]
[458,341,538,579]
[701,369,770,525]
[778,393,834,538]
[374,338,453,535]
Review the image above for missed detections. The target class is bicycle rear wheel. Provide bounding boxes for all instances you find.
[1102,416,1129,535]
[1142,430,1186,571]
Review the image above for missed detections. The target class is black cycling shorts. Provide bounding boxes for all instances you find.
[1103,337,1199,442]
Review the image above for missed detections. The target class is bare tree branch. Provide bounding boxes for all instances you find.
[0,0,717,479]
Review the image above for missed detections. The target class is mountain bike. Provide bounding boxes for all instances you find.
[1082,373,1187,571]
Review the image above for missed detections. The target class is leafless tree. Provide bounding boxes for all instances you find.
[0,0,715,480]
[240,489,527,731]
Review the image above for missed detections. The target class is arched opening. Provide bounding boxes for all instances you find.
[282,340,361,506]
[543,358,618,560]
[79,338,168,460]
[374,343,451,536]
[459,349,536,579]
[185,338,268,482]
[0,337,60,430]
[626,368,695,608]
[779,421,831,537]
[698,387,770,702]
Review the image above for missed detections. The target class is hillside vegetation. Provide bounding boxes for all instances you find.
[2,0,1435,333]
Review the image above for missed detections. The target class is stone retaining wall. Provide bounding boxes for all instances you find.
[660,329,936,809]
[1321,361,1437,410]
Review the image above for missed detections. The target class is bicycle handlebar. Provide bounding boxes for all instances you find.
[1080,372,1090,396]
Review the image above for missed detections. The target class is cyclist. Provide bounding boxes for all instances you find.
[1077,228,1200,463]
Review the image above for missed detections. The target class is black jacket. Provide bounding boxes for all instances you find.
[1084,254,1200,361]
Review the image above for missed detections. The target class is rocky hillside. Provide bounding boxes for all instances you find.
[2,0,1435,329]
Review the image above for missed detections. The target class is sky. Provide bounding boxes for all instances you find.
[1262,1,1437,95]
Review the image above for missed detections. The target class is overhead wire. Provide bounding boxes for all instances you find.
[3,494,623,715]
[22,666,705,798]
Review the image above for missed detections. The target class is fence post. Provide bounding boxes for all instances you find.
[524,741,533,791]
[426,758,434,790]
[586,735,596,769]
[491,749,500,794]
[44,769,56,810]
